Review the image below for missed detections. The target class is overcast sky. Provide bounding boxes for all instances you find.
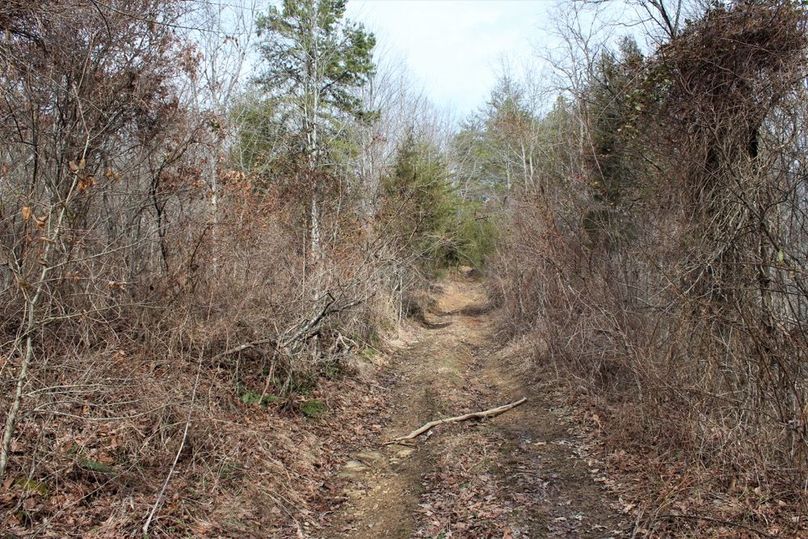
[345,1,558,119]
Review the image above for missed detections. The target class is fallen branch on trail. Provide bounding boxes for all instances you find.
[383,398,527,446]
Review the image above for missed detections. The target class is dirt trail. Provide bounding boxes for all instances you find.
[320,273,627,538]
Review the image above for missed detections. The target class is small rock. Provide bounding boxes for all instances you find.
[396,447,415,459]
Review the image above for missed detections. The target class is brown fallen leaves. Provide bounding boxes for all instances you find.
[0,351,391,537]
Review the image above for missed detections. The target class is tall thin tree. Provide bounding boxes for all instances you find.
[256,0,375,268]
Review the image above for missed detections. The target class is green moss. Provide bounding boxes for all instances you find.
[14,478,48,496]
[300,399,327,419]
[79,457,114,474]
[240,390,280,407]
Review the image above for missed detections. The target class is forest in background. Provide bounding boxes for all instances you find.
[0,0,806,536]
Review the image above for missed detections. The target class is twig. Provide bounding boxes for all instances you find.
[383,398,527,445]
[212,337,278,359]
[142,353,204,536]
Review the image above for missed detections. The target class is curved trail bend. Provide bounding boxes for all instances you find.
[320,273,627,538]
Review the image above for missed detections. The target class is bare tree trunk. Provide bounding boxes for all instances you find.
[306,7,323,271]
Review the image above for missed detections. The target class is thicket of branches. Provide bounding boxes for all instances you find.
[490,0,808,533]
[0,0,492,534]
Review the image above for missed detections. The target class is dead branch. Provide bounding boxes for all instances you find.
[212,337,278,360]
[211,294,367,361]
[282,294,366,349]
[383,397,527,445]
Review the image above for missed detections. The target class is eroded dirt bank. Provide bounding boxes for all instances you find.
[317,273,627,538]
